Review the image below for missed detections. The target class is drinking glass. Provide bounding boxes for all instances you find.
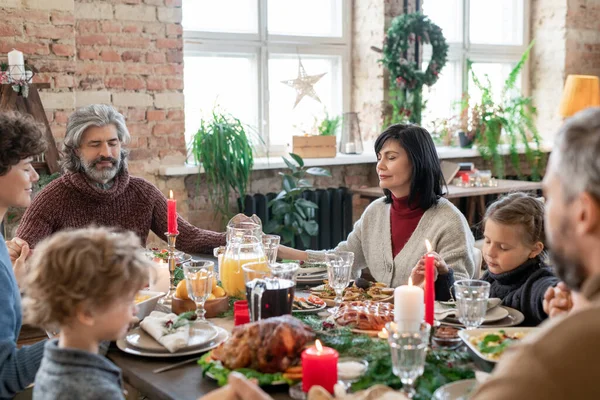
[183,261,215,323]
[386,321,431,399]
[453,279,491,329]
[262,234,281,265]
[326,252,352,314]
[243,261,298,321]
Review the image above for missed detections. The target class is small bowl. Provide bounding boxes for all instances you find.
[135,290,165,320]
[171,295,230,318]
[337,357,369,383]
[432,325,463,349]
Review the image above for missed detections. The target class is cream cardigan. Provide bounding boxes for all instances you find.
[309,197,475,288]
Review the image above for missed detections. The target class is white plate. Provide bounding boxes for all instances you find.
[439,306,524,328]
[117,325,229,358]
[298,266,328,275]
[292,303,327,314]
[458,327,539,363]
[432,379,478,400]
[126,321,219,353]
[442,305,509,324]
[437,298,502,311]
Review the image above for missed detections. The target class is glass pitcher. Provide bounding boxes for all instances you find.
[221,233,268,298]
[243,262,299,321]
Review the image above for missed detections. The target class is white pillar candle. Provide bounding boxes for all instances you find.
[8,49,24,80]
[149,261,170,293]
[394,278,424,331]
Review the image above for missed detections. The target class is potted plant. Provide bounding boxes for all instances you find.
[461,42,543,180]
[189,108,261,221]
[292,111,340,159]
[264,153,331,248]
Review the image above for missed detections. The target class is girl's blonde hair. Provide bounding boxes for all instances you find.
[22,227,152,331]
[482,192,546,248]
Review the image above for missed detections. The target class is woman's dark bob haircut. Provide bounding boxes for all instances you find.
[374,123,445,210]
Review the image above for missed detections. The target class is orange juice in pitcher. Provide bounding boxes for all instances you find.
[221,223,267,297]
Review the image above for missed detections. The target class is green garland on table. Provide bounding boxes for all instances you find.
[381,12,448,125]
[297,315,474,400]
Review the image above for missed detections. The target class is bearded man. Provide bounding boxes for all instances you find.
[6,104,225,262]
[472,107,600,399]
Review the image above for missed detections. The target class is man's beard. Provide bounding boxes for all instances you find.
[548,215,588,291]
[82,155,121,183]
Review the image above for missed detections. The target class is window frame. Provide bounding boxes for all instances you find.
[182,0,352,151]
[422,0,531,125]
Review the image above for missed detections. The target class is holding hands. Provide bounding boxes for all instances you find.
[410,251,449,286]
[543,282,572,318]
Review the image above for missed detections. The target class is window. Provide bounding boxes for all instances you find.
[182,0,351,153]
[421,0,529,131]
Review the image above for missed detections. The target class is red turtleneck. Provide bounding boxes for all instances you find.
[390,194,425,258]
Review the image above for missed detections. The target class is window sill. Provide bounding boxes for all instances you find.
[158,142,552,177]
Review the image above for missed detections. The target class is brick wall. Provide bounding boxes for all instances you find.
[0,0,188,206]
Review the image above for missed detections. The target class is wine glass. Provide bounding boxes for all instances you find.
[454,280,490,329]
[386,321,431,398]
[183,261,215,323]
[326,252,352,314]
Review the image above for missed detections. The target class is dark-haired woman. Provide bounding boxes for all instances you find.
[278,124,475,292]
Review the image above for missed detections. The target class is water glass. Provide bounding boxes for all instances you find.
[386,322,430,399]
[326,252,352,313]
[262,234,281,265]
[183,261,215,323]
[454,280,491,329]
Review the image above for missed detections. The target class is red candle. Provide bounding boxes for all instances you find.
[301,340,338,394]
[424,239,435,325]
[167,190,178,234]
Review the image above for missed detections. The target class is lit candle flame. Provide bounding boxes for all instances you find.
[169,190,174,200]
[425,239,433,253]
[315,339,323,354]
[378,328,388,339]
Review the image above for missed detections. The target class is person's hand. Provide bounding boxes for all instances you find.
[12,241,30,287]
[410,252,448,286]
[6,237,29,264]
[197,372,272,400]
[543,282,573,318]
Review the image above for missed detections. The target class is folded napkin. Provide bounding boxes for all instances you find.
[140,311,190,353]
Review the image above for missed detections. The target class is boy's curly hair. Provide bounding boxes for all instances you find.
[0,111,47,176]
[22,227,152,331]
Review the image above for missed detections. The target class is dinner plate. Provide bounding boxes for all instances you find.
[297,276,328,285]
[442,305,509,324]
[439,306,525,329]
[126,320,219,353]
[116,325,229,358]
[292,303,327,314]
[432,379,479,400]
[297,266,328,275]
[205,370,287,386]
[458,327,539,363]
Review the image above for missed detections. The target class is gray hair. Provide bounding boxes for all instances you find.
[61,104,130,173]
[553,107,600,201]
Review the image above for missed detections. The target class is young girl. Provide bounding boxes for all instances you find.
[480,192,558,326]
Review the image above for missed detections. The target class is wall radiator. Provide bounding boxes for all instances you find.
[242,187,354,250]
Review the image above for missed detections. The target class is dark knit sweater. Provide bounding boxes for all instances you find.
[16,170,226,254]
[481,257,559,326]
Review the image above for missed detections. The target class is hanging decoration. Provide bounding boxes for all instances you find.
[381,12,448,124]
[281,57,327,109]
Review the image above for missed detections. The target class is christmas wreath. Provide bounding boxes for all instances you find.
[382,13,448,90]
[381,13,448,124]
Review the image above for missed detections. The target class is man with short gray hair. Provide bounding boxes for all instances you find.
[7,104,225,261]
[471,107,600,399]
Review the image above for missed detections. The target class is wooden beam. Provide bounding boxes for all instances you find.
[0,84,60,174]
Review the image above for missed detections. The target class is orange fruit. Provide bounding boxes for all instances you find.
[175,280,189,300]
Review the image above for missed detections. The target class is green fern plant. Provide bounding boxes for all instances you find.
[466,41,543,180]
[190,108,262,220]
[317,111,341,136]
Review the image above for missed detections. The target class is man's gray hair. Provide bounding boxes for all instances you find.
[61,104,130,173]
[554,107,600,201]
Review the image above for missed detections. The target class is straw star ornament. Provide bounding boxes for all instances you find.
[281,58,327,109]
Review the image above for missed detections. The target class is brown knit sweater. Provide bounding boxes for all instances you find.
[16,170,226,254]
